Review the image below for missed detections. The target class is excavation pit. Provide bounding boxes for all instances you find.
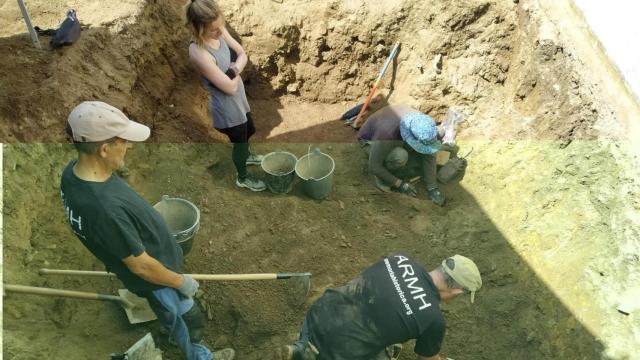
[2,0,639,359]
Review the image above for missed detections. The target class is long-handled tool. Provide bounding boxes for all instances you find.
[4,284,157,324]
[39,268,312,303]
[342,41,401,128]
[17,0,41,49]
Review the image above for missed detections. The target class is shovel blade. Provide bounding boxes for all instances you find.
[341,103,363,121]
[118,289,157,324]
[289,275,311,305]
[125,333,163,360]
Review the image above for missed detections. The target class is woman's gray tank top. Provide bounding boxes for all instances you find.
[202,38,250,129]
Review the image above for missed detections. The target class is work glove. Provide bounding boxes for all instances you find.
[396,181,417,197]
[428,188,446,207]
[178,274,199,298]
[440,143,460,158]
[225,68,236,79]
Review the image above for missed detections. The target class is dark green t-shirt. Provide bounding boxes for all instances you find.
[307,255,445,359]
[60,160,183,295]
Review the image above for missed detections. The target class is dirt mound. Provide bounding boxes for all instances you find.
[0,0,215,142]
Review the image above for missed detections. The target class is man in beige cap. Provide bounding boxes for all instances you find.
[60,101,234,360]
[282,253,481,360]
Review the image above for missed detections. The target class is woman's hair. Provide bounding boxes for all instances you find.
[186,0,223,47]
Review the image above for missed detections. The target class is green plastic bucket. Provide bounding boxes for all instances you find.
[261,151,298,194]
[153,195,200,256]
[295,148,335,200]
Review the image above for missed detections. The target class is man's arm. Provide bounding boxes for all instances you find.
[368,140,404,188]
[122,251,184,289]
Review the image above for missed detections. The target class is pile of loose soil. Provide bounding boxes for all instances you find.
[2,0,640,359]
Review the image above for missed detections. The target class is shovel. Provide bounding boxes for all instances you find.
[3,284,157,324]
[39,268,312,303]
[342,41,401,128]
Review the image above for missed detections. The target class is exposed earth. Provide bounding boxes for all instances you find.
[1,0,639,359]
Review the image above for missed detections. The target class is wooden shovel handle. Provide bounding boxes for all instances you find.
[353,41,400,128]
[4,284,126,305]
[39,268,310,281]
[191,273,311,280]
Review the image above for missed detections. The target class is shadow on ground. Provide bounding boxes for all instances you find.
[3,143,605,359]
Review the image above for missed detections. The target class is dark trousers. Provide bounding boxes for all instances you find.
[294,313,390,360]
[146,294,206,343]
[217,113,256,180]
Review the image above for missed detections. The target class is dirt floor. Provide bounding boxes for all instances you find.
[2,0,640,359]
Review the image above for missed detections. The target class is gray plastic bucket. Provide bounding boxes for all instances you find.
[153,195,200,256]
[261,151,298,194]
[295,148,335,200]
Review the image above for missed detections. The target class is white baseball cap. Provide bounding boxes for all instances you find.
[442,255,482,303]
[67,101,150,142]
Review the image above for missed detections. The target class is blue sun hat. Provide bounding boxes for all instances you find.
[399,112,441,154]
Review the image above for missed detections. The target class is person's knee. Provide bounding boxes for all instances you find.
[182,302,206,343]
[384,147,408,170]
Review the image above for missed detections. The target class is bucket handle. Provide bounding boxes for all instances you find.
[301,147,331,182]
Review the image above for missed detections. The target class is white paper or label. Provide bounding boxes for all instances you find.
[441,108,465,145]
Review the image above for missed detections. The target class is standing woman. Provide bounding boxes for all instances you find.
[187,0,266,192]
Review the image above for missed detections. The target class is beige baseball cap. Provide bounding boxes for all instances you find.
[442,255,482,303]
[67,101,150,142]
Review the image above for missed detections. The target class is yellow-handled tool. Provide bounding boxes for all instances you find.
[342,41,401,128]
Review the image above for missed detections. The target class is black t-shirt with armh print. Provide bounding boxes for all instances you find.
[60,160,183,295]
[307,254,445,359]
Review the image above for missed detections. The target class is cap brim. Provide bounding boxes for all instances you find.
[118,120,150,142]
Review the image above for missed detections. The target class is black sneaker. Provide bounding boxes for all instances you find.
[428,188,446,206]
[236,176,266,192]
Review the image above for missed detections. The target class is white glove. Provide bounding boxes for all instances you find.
[177,274,199,298]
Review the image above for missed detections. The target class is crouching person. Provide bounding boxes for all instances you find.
[357,105,449,206]
[282,254,481,360]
